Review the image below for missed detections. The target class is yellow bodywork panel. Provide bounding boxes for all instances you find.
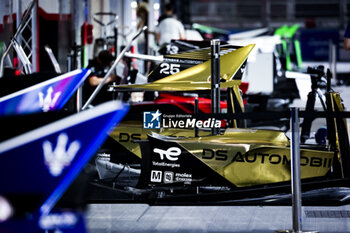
[114,44,255,91]
[222,147,333,187]
[112,124,333,187]
[162,128,333,187]
[177,128,290,146]
[110,122,211,158]
[109,122,151,159]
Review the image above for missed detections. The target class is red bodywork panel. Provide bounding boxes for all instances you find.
[154,93,227,114]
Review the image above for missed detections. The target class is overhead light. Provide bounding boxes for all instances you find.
[154,3,160,10]
[131,1,137,9]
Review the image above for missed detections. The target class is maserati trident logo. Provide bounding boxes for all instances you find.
[42,133,81,177]
[38,86,61,112]
[153,147,181,161]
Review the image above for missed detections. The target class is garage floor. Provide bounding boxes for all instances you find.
[86,204,350,233]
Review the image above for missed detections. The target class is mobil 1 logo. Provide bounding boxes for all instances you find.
[164,171,174,183]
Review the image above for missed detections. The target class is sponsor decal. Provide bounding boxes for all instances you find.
[164,58,202,65]
[175,173,192,184]
[164,171,174,183]
[118,133,141,142]
[152,161,180,168]
[43,133,80,177]
[39,212,77,229]
[38,86,61,112]
[166,44,179,54]
[143,110,161,129]
[159,63,181,75]
[143,111,221,129]
[163,117,221,128]
[96,152,110,161]
[153,147,181,161]
[150,170,162,182]
[201,149,333,168]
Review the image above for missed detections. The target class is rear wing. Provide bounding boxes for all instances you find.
[0,69,90,116]
[0,101,128,215]
[112,44,255,92]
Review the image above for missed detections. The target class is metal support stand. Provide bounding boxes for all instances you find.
[291,108,303,233]
[114,26,118,56]
[276,108,318,233]
[194,97,199,137]
[0,0,36,77]
[329,40,337,84]
[44,45,61,73]
[211,39,220,135]
[67,44,82,112]
[12,39,32,74]
[76,87,83,112]
[16,0,22,69]
[31,0,38,72]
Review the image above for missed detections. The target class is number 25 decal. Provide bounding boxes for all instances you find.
[159,63,181,75]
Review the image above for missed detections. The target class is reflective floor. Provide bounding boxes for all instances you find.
[86,204,350,233]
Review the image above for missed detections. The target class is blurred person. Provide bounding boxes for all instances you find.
[84,50,119,105]
[136,2,150,74]
[344,21,350,50]
[155,3,185,49]
[136,2,149,55]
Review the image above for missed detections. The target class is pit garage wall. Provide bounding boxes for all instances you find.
[39,0,72,72]
[0,1,14,52]
[43,0,138,70]
[0,0,71,72]
[89,0,138,58]
[1,0,349,73]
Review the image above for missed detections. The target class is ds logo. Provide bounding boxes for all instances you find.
[153,147,181,161]
[143,110,161,129]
